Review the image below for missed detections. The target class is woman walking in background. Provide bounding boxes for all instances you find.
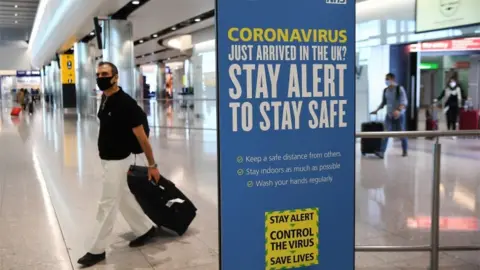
[434,77,466,138]
[17,89,25,108]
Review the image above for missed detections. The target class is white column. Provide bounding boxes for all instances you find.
[134,67,142,100]
[156,63,165,94]
[74,42,96,115]
[50,60,61,108]
[102,19,136,98]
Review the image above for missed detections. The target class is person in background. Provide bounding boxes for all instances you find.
[23,90,31,111]
[371,73,409,158]
[17,89,25,107]
[434,76,466,138]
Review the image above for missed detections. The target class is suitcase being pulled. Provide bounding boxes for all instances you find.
[360,121,384,155]
[28,102,34,114]
[127,165,197,236]
[10,107,21,116]
[459,109,480,130]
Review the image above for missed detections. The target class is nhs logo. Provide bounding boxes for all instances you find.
[326,0,346,4]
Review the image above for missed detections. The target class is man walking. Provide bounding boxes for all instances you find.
[371,73,408,158]
[78,62,160,267]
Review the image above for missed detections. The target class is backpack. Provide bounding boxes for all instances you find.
[383,85,401,105]
[131,105,150,154]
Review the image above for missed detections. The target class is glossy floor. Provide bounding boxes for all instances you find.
[0,102,480,269]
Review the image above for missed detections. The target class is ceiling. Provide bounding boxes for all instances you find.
[30,0,417,67]
[67,0,215,66]
[127,0,376,66]
[127,0,214,66]
[0,0,39,41]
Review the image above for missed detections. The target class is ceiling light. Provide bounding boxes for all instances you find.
[152,34,158,38]
[90,31,95,36]
[14,5,18,8]
[139,40,144,43]
[195,18,201,22]
[14,21,18,24]
[14,13,18,17]
[171,27,177,30]
[132,0,140,4]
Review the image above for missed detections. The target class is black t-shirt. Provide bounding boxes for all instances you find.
[97,88,143,160]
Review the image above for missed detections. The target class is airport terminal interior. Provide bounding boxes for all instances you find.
[1,0,480,269]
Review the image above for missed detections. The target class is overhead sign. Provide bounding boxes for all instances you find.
[419,62,439,70]
[416,0,480,33]
[409,38,480,52]
[60,54,75,84]
[216,0,355,269]
[16,70,41,77]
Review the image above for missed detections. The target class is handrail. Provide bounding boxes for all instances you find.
[87,96,216,102]
[141,98,216,101]
[356,130,480,138]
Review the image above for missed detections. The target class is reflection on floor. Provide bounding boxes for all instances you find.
[0,102,480,269]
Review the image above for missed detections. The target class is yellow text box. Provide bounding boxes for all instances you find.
[265,208,319,270]
[60,54,75,84]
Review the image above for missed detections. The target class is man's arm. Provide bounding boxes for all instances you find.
[372,91,386,113]
[435,89,445,101]
[132,126,155,166]
[397,87,408,111]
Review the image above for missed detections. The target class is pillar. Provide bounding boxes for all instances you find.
[102,19,136,98]
[44,65,50,99]
[191,54,204,117]
[50,60,61,107]
[156,63,165,98]
[40,67,46,93]
[184,59,192,88]
[134,66,142,100]
[74,42,96,115]
[172,67,184,94]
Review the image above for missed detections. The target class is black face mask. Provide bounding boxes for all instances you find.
[97,76,114,91]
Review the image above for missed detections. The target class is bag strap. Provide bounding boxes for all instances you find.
[382,88,387,105]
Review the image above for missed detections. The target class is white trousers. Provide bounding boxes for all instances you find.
[88,156,154,254]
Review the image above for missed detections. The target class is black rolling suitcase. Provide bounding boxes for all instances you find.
[28,102,34,114]
[127,165,197,236]
[361,117,384,156]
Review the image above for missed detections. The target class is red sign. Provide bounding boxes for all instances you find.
[409,38,480,52]
[407,216,479,231]
[454,61,471,69]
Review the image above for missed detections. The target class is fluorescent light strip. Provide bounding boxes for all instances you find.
[28,0,51,53]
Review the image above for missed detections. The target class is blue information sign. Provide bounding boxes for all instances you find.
[216,0,355,269]
[16,70,40,77]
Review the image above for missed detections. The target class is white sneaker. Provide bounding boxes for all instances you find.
[451,136,457,140]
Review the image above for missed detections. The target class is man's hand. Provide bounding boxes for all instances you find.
[392,109,400,119]
[148,167,161,183]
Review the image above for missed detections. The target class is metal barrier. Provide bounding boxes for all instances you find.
[87,96,217,130]
[355,130,480,270]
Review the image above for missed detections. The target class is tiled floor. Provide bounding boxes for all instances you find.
[0,101,480,269]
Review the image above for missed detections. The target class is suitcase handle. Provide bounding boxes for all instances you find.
[369,112,379,121]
